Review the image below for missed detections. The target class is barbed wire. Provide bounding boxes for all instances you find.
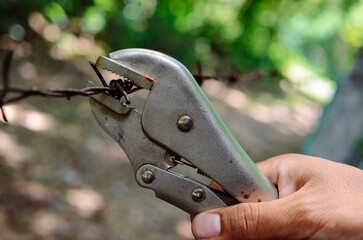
[0,52,274,123]
[0,52,142,122]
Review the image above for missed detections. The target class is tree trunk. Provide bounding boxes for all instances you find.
[302,49,363,167]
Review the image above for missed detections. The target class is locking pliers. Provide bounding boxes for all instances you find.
[89,48,278,215]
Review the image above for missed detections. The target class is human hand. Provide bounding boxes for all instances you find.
[192,154,363,240]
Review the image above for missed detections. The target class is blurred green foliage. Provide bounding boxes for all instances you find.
[0,0,362,101]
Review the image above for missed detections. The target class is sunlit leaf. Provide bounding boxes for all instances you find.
[93,0,116,11]
[44,2,68,26]
[81,6,106,34]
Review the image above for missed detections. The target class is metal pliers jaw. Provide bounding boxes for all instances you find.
[89,49,278,216]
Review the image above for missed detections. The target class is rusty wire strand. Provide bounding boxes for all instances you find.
[193,71,265,86]
[0,52,141,122]
[0,52,272,123]
[113,81,131,104]
[1,86,115,105]
[192,60,266,86]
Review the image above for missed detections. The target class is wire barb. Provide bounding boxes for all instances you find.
[0,107,7,122]
[89,60,134,104]
[0,51,14,122]
[89,61,108,87]
[110,80,131,104]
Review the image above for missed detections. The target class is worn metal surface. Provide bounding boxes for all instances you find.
[91,92,133,115]
[89,48,278,214]
[89,94,170,171]
[89,94,239,215]
[136,164,238,216]
[105,49,277,202]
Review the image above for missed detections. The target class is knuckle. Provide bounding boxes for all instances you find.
[233,203,259,239]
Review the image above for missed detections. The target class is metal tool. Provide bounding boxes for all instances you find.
[89,48,278,216]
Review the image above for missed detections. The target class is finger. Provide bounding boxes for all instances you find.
[256,158,279,186]
[256,154,317,198]
[192,194,314,240]
[255,154,299,185]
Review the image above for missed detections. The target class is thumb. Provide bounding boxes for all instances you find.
[192,197,306,240]
[192,154,320,239]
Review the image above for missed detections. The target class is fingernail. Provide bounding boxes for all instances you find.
[193,213,221,239]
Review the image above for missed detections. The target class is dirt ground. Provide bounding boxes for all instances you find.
[0,45,321,240]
